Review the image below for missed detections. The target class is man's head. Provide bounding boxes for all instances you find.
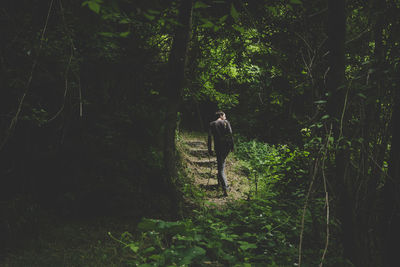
[215,111,226,120]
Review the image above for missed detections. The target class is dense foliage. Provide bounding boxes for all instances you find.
[108,135,351,266]
[1,0,400,266]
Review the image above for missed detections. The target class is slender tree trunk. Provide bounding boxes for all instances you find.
[382,70,400,267]
[360,2,387,264]
[326,0,354,264]
[163,0,193,182]
[366,0,386,189]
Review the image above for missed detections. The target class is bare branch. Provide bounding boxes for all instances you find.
[295,32,313,53]
[320,126,332,267]
[298,158,319,267]
[345,28,370,45]
[308,8,328,19]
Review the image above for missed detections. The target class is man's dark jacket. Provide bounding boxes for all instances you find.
[208,119,234,153]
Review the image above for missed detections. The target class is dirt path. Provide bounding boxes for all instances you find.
[179,133,250,206]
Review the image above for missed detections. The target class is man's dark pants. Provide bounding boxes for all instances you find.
[216,146,229,192]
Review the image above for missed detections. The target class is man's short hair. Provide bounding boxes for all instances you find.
[215,111,225,119]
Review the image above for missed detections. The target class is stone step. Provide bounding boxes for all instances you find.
[196,170,217,179]
[189,159,216,167]
[186,148,209,158]
[195,167,217,173]
[185,140,207,148]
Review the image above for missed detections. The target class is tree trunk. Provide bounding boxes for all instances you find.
[326,0,354,264]
[163,0,193,183]
[382,70,400,267]
[359,1,387,264]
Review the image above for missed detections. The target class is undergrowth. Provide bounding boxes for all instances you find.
[111,199,297,266]
[108,133,346,266]
[1,133,349,266]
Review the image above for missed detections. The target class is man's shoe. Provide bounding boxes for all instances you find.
[223,186,230,196]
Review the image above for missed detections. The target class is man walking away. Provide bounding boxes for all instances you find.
[208,111,234,196]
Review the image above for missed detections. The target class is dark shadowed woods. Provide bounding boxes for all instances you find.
[1,0,400,266]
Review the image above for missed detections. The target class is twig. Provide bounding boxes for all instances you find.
[308,8,328,19]
[46,0,77,123]
[320,126,332,267]
[338,81,350,141]
[299,126,332,267]
[270,214,291,232]
[46,44,73,122]
[365,145,392,181]
[345,28,370,45]
[301,50,313,80]
[78,74,83,117]
[298,157,319,267]
[323,67,330,87]
[295,32,313,53]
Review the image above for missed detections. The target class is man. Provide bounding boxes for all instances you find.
[208,111,234,196]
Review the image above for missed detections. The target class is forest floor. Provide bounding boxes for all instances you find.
[1,132,251,266]
[178,132,250,206]
[1,133,345,266]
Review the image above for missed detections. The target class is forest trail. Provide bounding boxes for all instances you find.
[179,133,250,206]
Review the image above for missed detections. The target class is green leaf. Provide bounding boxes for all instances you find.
[150,90,159,95]
[157,221,186,234]
[179,247,206,265]
[200,22,213,28]
[230,4,239,20]
[137,218,158,231]
[143,247,155,254]
[88,2,101,13]
[314,100,327,104]
[238,241,257,250]
[290,0,302,4]
[219,15,228,23]
[321,115,330,120]
[119,18,131,24]
[200,18,214,28]
[194,1,209,8]
[357,93,367,99]
[127,243,139,253]
[99,32,114,37]
[143,13,155,20]
[147,9,160,14]
[267,6,278,16]
[119,31,130,37]
[232,25,245,33]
